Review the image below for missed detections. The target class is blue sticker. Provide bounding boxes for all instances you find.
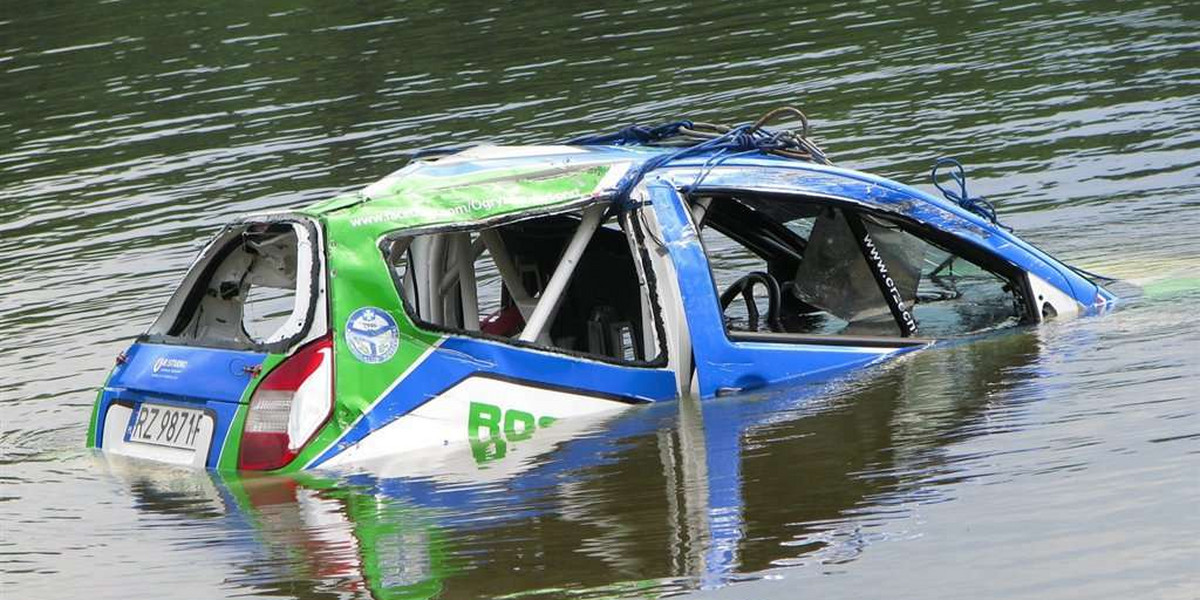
[345,307,400,364]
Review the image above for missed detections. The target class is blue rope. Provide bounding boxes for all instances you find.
[571,118,829,209]
[931,157,1010,231]
[1069,264,1118,283]
[565,120,693,146]
[931,159,1118,284]
[611,124,762,207]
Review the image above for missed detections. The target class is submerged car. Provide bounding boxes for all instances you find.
[87,111,1116,472]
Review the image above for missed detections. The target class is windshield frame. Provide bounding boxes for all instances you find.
[690,191,1036,344]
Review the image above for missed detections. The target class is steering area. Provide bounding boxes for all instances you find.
[719,271,784,332]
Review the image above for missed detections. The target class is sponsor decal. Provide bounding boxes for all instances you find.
[467,401,556,464]
[350,165,611,228]
[861,233,919,336]
[349,190,589,228]
[345,307,400,364]
[151,357,188,378]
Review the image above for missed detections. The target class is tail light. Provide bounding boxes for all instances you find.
[239,335,334,470]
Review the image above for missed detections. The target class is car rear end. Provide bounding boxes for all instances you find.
[87,215,333,471]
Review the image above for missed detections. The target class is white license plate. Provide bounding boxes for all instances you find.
[126,403,207,451]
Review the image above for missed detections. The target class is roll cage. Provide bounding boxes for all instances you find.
[377,200,671,369]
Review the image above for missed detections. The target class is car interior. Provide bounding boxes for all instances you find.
[691,193,1029,341]
[386,207,662,365]
[146,221,315,350]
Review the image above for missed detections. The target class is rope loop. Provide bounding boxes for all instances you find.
[752,106,809,137]
[563,106,832,209]
[931,157,1010,231]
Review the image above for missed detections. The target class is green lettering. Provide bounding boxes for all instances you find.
[504,409,536,442]
[468,402,505,463]
[466,402,561,465]
[468,401,503,439]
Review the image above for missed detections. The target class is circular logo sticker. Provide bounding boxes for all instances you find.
[344,307,399,364]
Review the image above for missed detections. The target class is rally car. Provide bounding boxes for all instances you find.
[87,111,1115,472]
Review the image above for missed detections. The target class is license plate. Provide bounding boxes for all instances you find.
[125,403,207,451]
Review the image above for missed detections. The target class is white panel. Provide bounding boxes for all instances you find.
[348,413,614,484]
[102,404,214,468]
[1028,272,1083,321]
[320,376,628,469]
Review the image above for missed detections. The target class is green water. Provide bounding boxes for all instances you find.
[2,1,1197,598]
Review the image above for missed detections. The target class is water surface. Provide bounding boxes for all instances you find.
[2,1,1198,598]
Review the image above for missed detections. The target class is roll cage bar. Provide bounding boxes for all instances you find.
[379,201,669,367]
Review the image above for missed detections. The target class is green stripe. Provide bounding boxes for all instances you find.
[86,369,117,448]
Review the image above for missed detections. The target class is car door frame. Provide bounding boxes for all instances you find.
[640,177,932,397]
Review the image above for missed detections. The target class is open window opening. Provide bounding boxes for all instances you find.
[144,220,322,352]
[692,194,1029,341]
[383,205,665,366]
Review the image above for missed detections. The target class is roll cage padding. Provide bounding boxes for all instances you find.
[843,212,921,337]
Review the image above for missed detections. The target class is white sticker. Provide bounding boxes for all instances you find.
[344,307,399,364]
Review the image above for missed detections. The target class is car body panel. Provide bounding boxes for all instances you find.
[89,144,1116,471]
[93,343,271,467]
[644,179,922,396]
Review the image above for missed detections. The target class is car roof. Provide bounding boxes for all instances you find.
[289,143,1096,303]
[300,143,983,234]
[304,144,979,230]
[302,145,655,234]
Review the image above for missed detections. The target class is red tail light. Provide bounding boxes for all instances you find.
[239,335,334,470]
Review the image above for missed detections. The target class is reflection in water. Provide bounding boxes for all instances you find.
[101,331,1040,599]
[225,476,445,600]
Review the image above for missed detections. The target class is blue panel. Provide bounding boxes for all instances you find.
[108,342,266,404]
[95,342,264,467]
[645,179,915,397]
[309,337,677,468]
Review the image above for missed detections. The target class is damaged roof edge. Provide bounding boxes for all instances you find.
[313,149,639,235]
[291,145,1097,303]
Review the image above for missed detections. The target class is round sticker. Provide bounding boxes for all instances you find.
[344,307,400,364]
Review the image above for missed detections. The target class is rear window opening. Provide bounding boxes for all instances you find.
[694,194,1029,340]
[384,205,665,366]
[144,219,324,352]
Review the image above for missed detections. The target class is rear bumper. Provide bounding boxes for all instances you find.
[92,388,244,469]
